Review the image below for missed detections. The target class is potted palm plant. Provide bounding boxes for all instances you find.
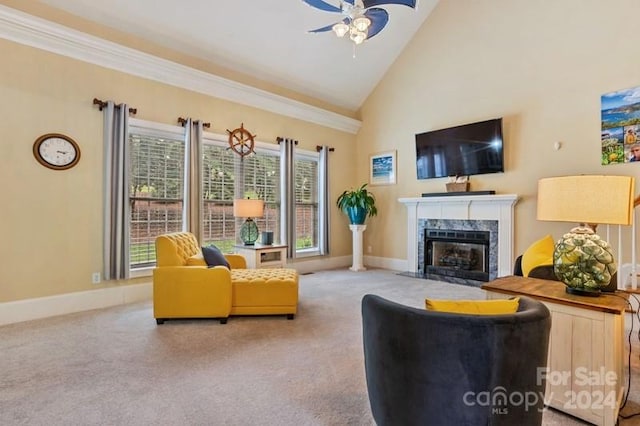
[336,183,378,225]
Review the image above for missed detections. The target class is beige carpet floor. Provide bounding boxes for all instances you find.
[2,268,640,425]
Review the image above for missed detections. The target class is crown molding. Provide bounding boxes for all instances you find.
[0,5,361,134]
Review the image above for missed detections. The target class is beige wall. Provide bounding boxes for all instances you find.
[359,0,640,261]
[0,39,356,302]
[5,0,640,304]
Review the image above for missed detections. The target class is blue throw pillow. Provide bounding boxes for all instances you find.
[201,245,230,269]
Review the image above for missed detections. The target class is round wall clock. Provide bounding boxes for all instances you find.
[33,133,81,170]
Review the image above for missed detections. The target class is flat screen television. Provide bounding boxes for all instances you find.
[415,118,504,179]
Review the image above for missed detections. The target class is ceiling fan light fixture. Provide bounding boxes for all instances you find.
[332,22,349,37]
[305,0,417,48]
[350,30,366,45]
[353,16,371,32]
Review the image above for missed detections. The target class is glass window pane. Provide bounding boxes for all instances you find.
[129,133,185,267]
[202,142,280,252]
[295,156,318,250]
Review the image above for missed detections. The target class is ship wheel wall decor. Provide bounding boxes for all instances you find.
[227,123,256,158]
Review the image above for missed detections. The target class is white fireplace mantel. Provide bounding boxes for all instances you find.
[399,194,519,277]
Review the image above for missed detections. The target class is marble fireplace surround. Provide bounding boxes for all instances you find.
[423,219,497,282]
[398,194,519,279]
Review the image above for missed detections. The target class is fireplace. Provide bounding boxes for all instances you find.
[424,229,490,282]
[398,194,518,283]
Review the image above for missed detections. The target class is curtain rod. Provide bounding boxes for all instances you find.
[178,117,211,129]
[92,98,137,114]
[276,137,298,145]
[316,145,335,152]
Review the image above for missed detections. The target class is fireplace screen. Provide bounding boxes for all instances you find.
[424,229,490,282]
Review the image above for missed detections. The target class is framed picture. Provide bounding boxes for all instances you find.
[369,150,396,185]
[601,85,640,165]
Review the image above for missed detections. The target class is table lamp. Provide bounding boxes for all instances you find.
[537,175,634,296]
[233,198,265,245]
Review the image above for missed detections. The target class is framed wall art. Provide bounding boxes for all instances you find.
[370,150,396,185]
[601,85,640,165]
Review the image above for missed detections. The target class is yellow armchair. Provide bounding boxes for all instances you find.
[153,232,233,324]
[153,232,299,324]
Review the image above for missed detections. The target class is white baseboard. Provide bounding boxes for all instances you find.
[0,256,402,326]
[291,254,408,274]
[0,282,152,327]
[364,255,408,272]
[0,255,368,326]
[288,255,352,274]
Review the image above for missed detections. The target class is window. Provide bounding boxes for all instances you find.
[201,138,280,252]
[124,119,323,270]
[129,120,186,267]
[240,146,281,247]
[295,152,319,252]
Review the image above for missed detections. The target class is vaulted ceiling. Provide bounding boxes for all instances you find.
[37,0,438,113]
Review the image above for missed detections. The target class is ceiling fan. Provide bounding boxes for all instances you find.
[303,0,417,45]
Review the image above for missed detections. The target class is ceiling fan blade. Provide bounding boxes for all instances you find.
[363,0,416,9]
[308,19,347,33]
[302,0,342,13]
[364,8,389,39]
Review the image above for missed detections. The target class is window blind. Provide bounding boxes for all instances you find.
[129,133,185,266]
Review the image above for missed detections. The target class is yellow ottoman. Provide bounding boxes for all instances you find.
[230,268,299,319]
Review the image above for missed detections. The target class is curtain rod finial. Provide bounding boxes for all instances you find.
[93,97,106,111]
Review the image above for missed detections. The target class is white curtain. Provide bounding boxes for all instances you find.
[183,118,203,242]
[318,145,331,255]
[279,138,296,259]
[103,102,130,281]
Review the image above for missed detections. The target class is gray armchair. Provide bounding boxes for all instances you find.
[361,294,551,426]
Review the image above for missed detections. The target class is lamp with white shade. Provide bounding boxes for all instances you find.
[233,198,265,246]
[537,175,635,296]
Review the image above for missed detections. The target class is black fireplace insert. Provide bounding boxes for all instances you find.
[424,228,490,282]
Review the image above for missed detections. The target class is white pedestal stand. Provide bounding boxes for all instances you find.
[349,224,367,272]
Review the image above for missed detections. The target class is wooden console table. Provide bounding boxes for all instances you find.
[482,276,628,426]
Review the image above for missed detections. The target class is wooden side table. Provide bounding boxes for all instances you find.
[482,276,629,426]
[234,244,288,269]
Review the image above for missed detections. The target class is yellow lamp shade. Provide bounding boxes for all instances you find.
[536,174,635,296]
[537,175,634,226]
